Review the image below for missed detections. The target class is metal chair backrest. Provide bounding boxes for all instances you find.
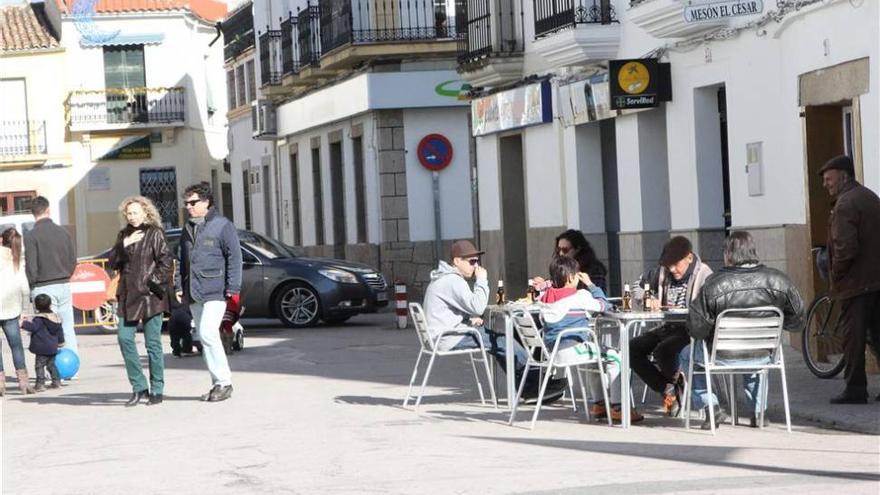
[511,308,549,361]
[709,306,785,364]
[408,302,434,352]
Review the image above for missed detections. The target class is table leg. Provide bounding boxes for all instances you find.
[506,313,515,409]
[619,320,635,429]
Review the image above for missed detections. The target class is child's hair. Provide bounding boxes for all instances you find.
[33,294,52,313]
[549,255,580,288]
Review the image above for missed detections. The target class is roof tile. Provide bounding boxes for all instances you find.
[0,4,60,53]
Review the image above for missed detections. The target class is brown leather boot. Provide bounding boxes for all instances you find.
[16,369,35,394]
[0,371,5,396]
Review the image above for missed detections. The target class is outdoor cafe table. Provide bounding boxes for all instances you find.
[486,303,539,409]
[594,309,689,428]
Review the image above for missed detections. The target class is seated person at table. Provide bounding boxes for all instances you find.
[682,231,804,429]
[539,256,642,422]
[629,236,713,416]
[423,240,566,400]
[533,229,608,293]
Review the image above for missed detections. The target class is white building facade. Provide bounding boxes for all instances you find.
[59,0,230,255]
[458,0,878,302]
[227,0,479,295]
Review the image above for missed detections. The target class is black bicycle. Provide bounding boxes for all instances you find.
[802,247,846,378]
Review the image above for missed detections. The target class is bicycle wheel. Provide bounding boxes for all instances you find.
[802,295,846,378]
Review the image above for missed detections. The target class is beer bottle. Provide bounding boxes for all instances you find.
[622,284,632,312]
[527,279,535,303]
[496,280,506,305]
[643,283,654,311]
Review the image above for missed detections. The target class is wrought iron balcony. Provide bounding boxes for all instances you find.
[222,3,256,61]
[281,14,299,75]
[457,0,524,65]
[320,0,462,55]
[67,88,185,131]
[224,30,255,62]
[534,0,616,38]
[259,29,283,86]
[0,120,47,158]
[298,4,322,68]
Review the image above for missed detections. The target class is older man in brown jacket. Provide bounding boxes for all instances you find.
[821,155,880,404]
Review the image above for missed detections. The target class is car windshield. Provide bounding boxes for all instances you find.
[238,231,298,259]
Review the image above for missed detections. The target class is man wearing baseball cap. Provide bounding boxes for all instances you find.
[422,240,565,401]
[819,155,880,404]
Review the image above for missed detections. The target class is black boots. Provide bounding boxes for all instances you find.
[125,390,150,407]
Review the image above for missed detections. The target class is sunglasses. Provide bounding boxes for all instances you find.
[557,246,572,255]
[467,258,480,266]
[184,199,202,207]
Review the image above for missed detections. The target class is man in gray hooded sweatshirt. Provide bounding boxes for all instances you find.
[423,240,563,399]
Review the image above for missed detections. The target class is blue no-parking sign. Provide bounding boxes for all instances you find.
[417,134,454,172]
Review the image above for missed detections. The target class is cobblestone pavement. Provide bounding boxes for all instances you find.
[2,313,878,494]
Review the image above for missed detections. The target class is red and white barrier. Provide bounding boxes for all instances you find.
[395,282,407,329]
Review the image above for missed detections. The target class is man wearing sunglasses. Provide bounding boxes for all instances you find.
[423,240,565,401]
[176,182,242,403]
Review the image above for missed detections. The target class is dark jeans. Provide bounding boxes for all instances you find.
[629,323,690,393]
[840,290,880,396]
[35,354,60,385]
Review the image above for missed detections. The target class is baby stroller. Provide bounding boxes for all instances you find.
[220,293,245,355]
[168,293,245,357]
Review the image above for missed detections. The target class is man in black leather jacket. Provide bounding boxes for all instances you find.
[681,231,805,429]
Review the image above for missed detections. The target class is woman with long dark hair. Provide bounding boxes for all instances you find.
[551,229,608,292]
[109,196,173,406]
[0,228,35,395]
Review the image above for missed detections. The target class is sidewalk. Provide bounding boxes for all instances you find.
[762,346,880,435]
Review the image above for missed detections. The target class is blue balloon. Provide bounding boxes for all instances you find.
[55,348,80,380]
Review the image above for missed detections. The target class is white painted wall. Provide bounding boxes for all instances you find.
[574,123,605,234]
[476,134,501,231]
[524,123,565,228]
[403,107,473,241]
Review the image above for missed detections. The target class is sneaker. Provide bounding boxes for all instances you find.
[523,389,565,405]
[589,402,607,419]
[34,383,46,393]
[48,382,61,389]
[200,385,221,402]
[663,389,681,417]
[147,394,164,406]
[700,406,729,430]
[610,406,644,423]
[209,385,233,402]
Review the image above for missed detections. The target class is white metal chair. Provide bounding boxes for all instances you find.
[508,308,613,429]
[402,303,497,411]
[683,306,791,434]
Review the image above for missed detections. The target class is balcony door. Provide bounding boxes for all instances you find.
[103,45,147,123]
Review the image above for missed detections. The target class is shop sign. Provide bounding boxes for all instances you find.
[98,135,151,160]
[471,81,553,137]
[560,72,620,126]
[684,0,764,23]
[609,58,672,110]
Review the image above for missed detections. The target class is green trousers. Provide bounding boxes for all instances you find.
[117,313,164,395]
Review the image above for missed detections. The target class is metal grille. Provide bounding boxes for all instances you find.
[139,167,179,228]
[298,4,322,67]
[457,0,524,64]
[534,0,616,39]
[363,272,387,291]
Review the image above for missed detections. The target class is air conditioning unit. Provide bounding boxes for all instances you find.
[251,100,277,140]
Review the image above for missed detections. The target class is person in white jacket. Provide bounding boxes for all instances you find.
[423,240,565,400]
[538,255,642,422]
[0,228,34,395]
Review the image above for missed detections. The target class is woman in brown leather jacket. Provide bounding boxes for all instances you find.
[109,196,173,406]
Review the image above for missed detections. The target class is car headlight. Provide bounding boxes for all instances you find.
[318,269,358,284]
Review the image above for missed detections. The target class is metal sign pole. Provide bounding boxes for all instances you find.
[432,171,442,261]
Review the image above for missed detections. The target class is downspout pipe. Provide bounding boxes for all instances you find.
[209,21,222,46]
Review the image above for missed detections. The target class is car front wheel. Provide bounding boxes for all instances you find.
[275,283,321,328]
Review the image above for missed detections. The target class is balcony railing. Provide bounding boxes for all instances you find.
[0,120,47,157]
[222,1,256,61]
[534,0,616,38]
[457,0,524,64]
[224,29,256,62]
[68,88,185,128]
[259,29,283,86]
[320,0,462,54]
[298,4,322,68]
[281,14,300,75]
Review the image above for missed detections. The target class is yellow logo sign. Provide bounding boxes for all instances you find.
[618,61,650,95]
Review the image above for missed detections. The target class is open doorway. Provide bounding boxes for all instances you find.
[498,134,528,295]
[329,140,346,259]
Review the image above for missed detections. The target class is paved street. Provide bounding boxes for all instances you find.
[2,313,879,495]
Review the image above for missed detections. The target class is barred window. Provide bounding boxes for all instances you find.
[226,69,237,109]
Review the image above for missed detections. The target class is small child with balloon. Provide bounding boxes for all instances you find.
[21,294,66,391]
